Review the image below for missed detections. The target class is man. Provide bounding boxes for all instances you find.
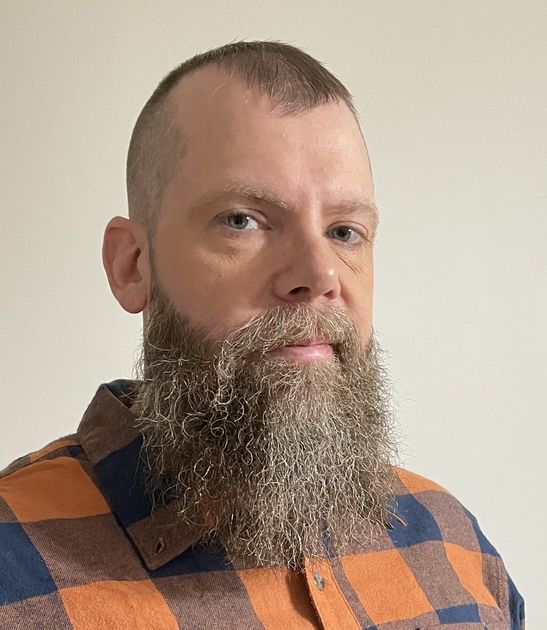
[0,41,524,629]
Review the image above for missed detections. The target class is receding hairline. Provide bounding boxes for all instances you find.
[126,40,363,230]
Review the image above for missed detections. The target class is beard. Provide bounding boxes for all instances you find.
[134,282,398,572]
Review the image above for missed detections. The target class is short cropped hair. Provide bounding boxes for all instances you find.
[126,40,358,229]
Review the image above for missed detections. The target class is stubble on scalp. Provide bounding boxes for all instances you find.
[134,284,398,571]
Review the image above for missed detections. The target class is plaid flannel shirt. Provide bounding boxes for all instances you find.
[0,380,525,629]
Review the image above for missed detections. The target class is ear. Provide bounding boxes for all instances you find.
[102,216,150,313]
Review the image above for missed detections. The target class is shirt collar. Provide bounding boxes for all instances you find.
[77,380,201,571]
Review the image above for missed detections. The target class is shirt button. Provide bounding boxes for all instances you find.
[313,571,325,590]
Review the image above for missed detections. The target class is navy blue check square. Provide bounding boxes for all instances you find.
[389,494,442,547]
[0,523,57,605]
[150,541,232,578]
[437,603,481,623]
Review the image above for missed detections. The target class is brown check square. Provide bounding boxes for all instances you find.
[24,513,149,589]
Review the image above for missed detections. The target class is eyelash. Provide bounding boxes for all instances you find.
[219,211,368,247]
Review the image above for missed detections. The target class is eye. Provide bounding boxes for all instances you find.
[329,225,365,246]
[222,211,262,231]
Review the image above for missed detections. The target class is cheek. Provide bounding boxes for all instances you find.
[341,256,374,344]
[354,295,373,346]
[153,231,257,335]
[158,250,226,315]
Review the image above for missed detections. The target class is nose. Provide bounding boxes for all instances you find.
[271,235,341,305]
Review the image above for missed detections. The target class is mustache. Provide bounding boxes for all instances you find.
[145,291,364,370]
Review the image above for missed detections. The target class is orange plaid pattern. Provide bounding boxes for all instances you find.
[0,381,524,629]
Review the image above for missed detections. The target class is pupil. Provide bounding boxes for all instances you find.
[231,214,247,228]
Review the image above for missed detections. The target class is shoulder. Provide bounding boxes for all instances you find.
[392,466,502,556]
[0,436,110,526]
[393,466,479,539]
[0,435,82,478]
[0,436,113,612]
[392,467,525,628]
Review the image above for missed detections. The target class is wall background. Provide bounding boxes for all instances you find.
[1,1,544,624]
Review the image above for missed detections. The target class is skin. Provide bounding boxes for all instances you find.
[103,66,377,354]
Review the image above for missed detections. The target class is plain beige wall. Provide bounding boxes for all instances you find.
[1,0,545,623]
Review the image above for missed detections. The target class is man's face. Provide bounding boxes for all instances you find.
[151,67,377,350]
[134,69,395,571]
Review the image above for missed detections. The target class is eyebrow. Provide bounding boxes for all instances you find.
[192,182,379,224]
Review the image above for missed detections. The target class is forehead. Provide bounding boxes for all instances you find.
[166,67,373,207]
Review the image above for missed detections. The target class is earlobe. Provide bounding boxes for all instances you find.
[102,216,150,314]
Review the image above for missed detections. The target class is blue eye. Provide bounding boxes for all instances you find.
[330,226,363,245]
[223,212,261,230]
[220,212,366,246]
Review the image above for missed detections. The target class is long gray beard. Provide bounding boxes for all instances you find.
[135,286,398,571]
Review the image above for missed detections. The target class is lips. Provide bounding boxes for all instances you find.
[266,340,334,361]
[286,339,330,347]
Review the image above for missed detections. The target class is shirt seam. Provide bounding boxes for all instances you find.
[0,434,79,478]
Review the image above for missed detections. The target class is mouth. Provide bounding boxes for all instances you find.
[267,340,334,361]
[286,338,330,347]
